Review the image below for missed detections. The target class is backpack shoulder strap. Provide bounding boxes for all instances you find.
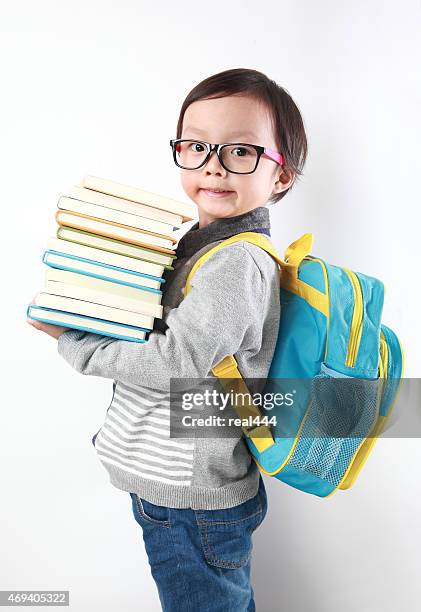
[181,231,315,453]
[183,231,314,297]
[184,231,327,315]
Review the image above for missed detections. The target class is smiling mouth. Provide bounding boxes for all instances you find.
[201,188,234,197]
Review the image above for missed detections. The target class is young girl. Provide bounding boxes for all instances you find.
[27,67,308,611]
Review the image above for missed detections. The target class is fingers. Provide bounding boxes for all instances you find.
[27,292,41,329]
[27,317,41,329]
[27,294,37,327]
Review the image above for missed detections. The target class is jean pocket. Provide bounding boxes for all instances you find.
[195,491,265,569]
[130,493,171,528]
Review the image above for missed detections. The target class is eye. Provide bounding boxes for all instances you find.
[231,146,250,157]
[190,142,205,153]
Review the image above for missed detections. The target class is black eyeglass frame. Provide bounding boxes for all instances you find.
[169,138,284,175]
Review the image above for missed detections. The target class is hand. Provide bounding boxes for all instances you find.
[27,293,71,340]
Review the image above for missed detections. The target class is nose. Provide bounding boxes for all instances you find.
[203,145,225,173]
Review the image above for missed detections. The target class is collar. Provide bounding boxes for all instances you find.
[175,206,271,259]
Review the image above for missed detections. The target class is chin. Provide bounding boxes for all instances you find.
[200,201,238,220]
[198,190,238,211]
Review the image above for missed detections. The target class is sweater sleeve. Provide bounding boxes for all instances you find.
[56,243,266,392]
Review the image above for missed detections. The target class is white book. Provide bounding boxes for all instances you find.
[34,293,154,329]
[58,196,176,237]
[56,211,176,251]
[80,175,197,222]
[46,237,166,278]
[43,281,163,318]
[45,268,162,303]
[67,186,184,229]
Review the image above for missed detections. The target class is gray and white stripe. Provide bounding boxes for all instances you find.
[94,381,194,486]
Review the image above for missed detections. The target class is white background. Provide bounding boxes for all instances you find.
[1,1,420,610]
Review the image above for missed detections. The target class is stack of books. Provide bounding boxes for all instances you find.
[27,175,197,342]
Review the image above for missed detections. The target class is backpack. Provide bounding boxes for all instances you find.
[183,232,405,498]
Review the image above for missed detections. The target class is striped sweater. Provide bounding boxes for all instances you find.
[57,205,281,509]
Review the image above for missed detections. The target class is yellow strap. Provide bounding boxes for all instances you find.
[284,233,314,266]
[184,231,327,315]
[212,355,276,452]
[184,231,309,295]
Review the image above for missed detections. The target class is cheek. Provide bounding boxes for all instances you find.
[180,171,198,196]
[238,177,262,200]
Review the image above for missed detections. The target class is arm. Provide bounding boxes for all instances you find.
[57,243,265,392]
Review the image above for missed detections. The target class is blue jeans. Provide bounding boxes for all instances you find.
[129,475,268,612]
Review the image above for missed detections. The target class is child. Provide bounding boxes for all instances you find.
[27,67,307,611]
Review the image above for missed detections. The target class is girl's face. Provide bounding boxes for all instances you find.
[179,94,293,228]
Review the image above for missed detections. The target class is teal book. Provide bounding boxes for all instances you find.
[27,303,149,343]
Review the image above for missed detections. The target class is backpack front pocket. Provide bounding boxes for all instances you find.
[338,325,404,490]
[286,362,383,491]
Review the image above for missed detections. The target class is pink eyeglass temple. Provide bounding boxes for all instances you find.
[264,148,284,166]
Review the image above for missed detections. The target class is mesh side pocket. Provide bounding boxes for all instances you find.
[287,368,382,488]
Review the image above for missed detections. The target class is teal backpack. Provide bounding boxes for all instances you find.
[184,232,405,498]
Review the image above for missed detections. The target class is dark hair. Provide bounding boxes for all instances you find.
[175,68,308,205]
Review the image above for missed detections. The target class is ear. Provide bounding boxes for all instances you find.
[272,168,295,195]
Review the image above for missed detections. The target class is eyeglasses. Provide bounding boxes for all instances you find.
[169,139,284,175]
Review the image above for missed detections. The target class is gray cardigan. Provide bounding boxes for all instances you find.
[57,205,281,509]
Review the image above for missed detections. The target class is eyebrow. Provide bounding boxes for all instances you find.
[184,127,259,140]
